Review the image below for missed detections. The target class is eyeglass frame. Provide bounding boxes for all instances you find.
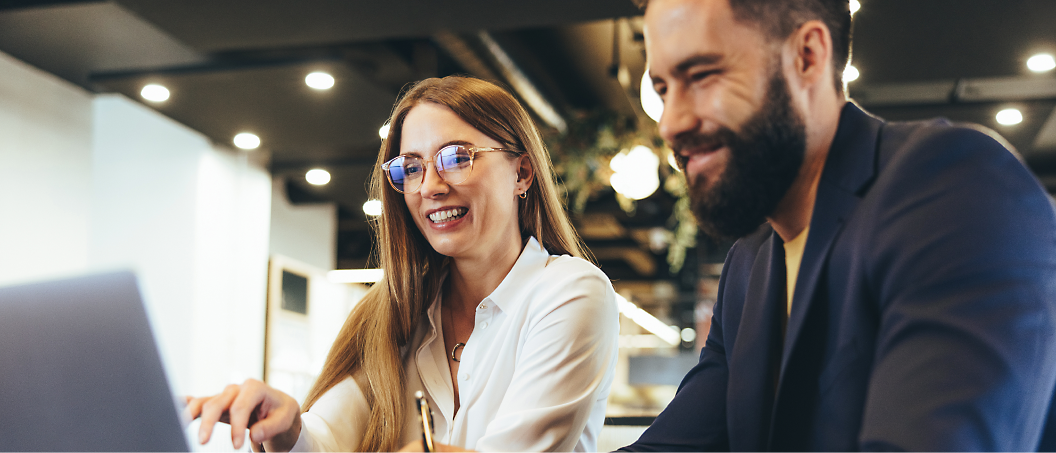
[381,144,525,194]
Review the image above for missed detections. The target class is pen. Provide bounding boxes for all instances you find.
[415,391,435,452]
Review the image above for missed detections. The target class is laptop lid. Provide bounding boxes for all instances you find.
[0,271,190,452]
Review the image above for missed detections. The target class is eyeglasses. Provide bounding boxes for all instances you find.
[382,145,522,194]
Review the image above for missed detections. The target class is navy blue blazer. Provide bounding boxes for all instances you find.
[622,103,1056,451]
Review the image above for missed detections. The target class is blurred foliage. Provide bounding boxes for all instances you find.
[545,111,698,273]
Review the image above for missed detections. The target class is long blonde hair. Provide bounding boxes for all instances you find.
[301,76,590,451]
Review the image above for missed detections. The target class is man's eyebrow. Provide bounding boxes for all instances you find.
[673,53,724,75]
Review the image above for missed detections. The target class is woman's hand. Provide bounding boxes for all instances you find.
[183,379,302,451]
[397,440,473,452]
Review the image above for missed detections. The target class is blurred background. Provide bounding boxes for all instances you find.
[1,0,1054,450]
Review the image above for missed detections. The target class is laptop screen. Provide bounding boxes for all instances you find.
[0,271,190,452]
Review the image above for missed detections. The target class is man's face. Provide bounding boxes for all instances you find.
[645,0,807,239]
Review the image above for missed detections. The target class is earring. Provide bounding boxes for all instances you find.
[519,192,527,199]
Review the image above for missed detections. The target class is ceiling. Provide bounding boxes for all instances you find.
[1,0,1054,288]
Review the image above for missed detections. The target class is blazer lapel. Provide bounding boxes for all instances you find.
[769,102,884,448]
[727,231,787,452]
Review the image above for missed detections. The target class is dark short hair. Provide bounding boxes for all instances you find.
[640,0,852,93]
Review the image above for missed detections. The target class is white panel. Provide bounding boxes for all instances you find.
[91,94,272,398]
[268,177,337,271]
[0,50,93,286]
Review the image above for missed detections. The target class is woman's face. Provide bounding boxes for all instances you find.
[399,102,531,262]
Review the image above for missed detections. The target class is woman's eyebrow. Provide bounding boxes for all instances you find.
[436,139,475,150]
[401,139,476,157]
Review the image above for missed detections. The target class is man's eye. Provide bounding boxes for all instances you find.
[690,70,717,81]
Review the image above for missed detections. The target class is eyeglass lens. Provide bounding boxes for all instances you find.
[387,145,474,193]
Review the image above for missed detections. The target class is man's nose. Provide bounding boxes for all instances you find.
[658,87,703,149]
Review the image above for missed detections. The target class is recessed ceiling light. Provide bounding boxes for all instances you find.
[363,199,382,216]
[640,70,664,123]
[305,168,331,185]
[305,71,335,90]
[233,132,260,150]
[1027,53,1056,73]
[996,108,1023,126]
[843,64,860,83]
[140,84,170,102]
[850,0,861,15]
[378,123,391,139]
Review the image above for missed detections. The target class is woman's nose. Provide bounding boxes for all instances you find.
[418,162,449,198]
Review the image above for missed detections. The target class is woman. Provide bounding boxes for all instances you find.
[186,76,619,452]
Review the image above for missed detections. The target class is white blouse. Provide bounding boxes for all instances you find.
[290,237,619,452]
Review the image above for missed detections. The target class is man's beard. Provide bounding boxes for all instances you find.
[673,68,807,240]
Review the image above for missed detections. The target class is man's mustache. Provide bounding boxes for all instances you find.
[669,128,734,170]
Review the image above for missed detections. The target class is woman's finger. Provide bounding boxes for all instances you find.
[248,396,298,446]
[228,380,268,450]
[182,396,210,424]
[197,384,240,445]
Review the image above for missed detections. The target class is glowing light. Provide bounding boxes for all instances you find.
[681,327,697,343]
[616,293,680,346]
[1027,53,1056,73]
[233,133,260,150]
[327,269,384,284]
[362,199,382,216]
[305,71,335,90]
[850,0,861,15]
[843,65,860,83]
[996,108,1023,126]
[305,168,331,185]
[378,123,390,139]
[610,145,660,200]
[640,70,664,123]
[140,84,170,102]
[668,152,681,172]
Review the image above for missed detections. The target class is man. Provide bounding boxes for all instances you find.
[622,0,1056,450]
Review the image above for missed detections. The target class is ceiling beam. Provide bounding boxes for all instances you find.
[852,75,1056,107]
[477,31,568,133]
[1033,107,1056,151]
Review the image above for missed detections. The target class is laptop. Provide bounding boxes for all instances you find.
[0,271,190,451]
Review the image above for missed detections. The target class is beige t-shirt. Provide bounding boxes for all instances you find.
[783,226,810,316]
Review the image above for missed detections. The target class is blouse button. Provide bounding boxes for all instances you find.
[461,373,470,381]
[480,321,489,329]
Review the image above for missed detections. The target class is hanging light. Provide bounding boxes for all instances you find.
[640,70,664,123]
[610,145,660,200]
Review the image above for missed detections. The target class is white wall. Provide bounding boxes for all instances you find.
[0,50,94,285]
[90,94,272,396]
[0,45,278,402]
[0,47,351,450]
[268,178,337,271]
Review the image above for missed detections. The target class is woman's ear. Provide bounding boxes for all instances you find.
[515,154,534,193]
